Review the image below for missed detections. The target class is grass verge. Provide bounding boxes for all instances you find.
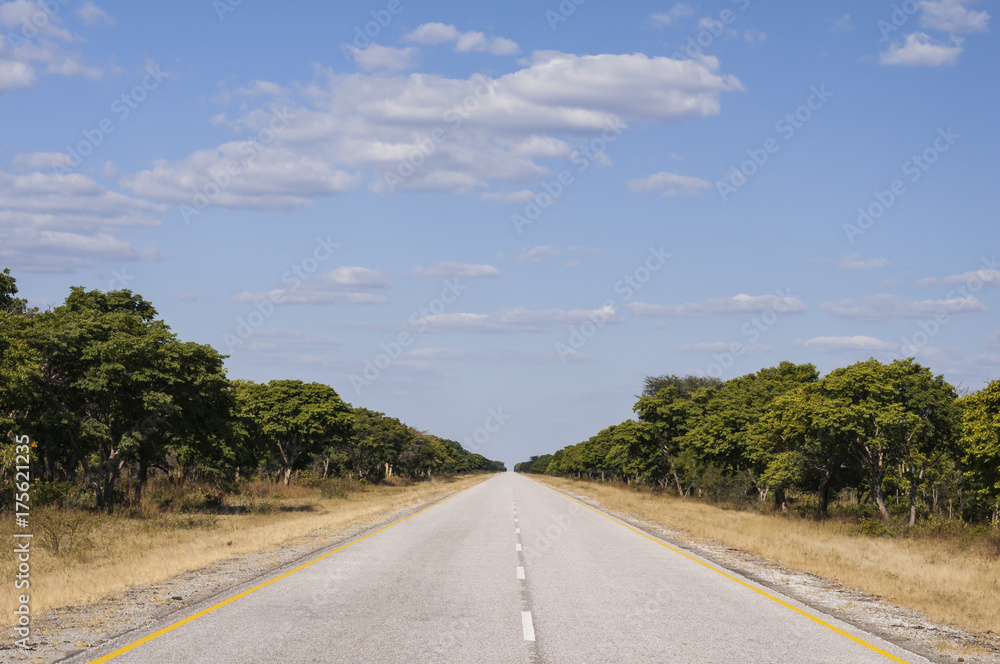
[0,474,493,625]
[536,476,1000,637]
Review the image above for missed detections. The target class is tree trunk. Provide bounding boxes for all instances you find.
[283,466,293,486]
[134,455,149,504]
[773,486,787,511]
[672,471,683,498]
[869,471,891,521]
[908,466,925,527]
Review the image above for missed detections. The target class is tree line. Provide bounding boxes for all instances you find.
[516,361,1000,525]
[0,269,504,511]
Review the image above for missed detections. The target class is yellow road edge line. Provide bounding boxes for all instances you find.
[86,484,475,664]
[534,479,912,664]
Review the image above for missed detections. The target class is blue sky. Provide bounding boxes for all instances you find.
[2,0,998,467]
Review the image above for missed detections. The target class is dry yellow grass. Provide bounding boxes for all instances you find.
[537,476,1000,636]
[0,475,491,625]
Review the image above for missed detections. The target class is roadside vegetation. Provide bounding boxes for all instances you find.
[517,364,1000,634]
[0,268,504,618]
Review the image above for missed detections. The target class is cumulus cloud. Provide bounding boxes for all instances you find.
[0,0,104,91]
[627,171,711,197]
[0,168,164,271]
[942,268,1000,287]
[794,336,898,353]
[518,246,559,263]
[348,44,417,72]
[628,293,806,318]
[232,267,390,305]
[77,1,115,27]
[404,23,519,55]
[919,0,989,33]
[839,254,892,270]
[880,32,964,67]
[121,51,741,203]
[822,294,986,321]
[413,304,619,333]
[412,262,501,278]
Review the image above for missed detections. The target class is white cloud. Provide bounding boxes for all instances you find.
[122,52,741,202]
[679,342,773,354]
[404,23,519,55]
[823,294,986,321]
[744,29,767,44]
[414,304,619,333]
[627,171,711,197]
[919,0,989,33]
[412,262,501,278]
[880,32,964,67]
[77,2,115,27]
[121,144,363,208]
[0,168,164,271]
[349,44,417,72]
[0,0,103,90]
[480,190,536,204]
[403,22,461,44]
[650,3,695,28]
[839,254,892,270]
[231,267,390,305]
[942,268,1000,287]
[629,293,806,318]
[518,246,559,263]
[794,336,898,353]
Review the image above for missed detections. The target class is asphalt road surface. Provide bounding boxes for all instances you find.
[75,473,930,664]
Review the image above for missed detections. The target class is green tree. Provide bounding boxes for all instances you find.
[234,380,354,485]
[684,362,819,506]
[887,359,960,525]
[349,408,413,481]
[961,380,1000,524]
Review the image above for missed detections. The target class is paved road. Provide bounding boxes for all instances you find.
[76,473,929,664]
